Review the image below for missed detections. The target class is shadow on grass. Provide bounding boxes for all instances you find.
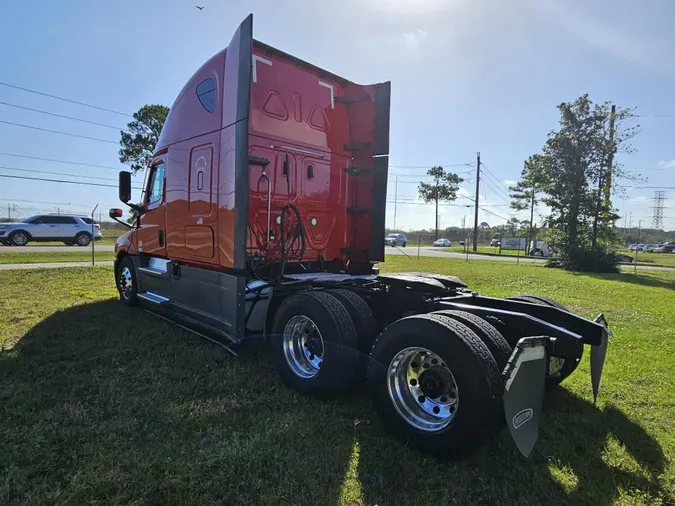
[573,270,675,291]
[0,300,358,505]
[353,387,670,506]
[1,301,670,505]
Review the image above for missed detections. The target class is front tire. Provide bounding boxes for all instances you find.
[368,314,503,459]
[270,291,360,397]
[9,230,30,246]
[116,257,138,306]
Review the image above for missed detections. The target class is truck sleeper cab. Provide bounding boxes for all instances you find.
[111,14,611,459]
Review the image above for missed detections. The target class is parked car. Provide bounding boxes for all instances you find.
[629,244,646,252]
[385,233,407,247]
[0,214,102,246]
[643,244,661,253]
[490,233,501,247]
[662,241,675,253]
[433,238,451,247]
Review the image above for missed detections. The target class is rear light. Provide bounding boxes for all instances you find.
[95,224,101,230]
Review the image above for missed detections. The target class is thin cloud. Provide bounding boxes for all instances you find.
[504,180,517,186]
[402,29,429,47]
[657,160,675,168]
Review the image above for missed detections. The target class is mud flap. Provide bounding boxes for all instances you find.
[591,314,611,404]
[502,337,548,457]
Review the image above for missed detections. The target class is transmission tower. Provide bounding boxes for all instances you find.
[652,191,666,229]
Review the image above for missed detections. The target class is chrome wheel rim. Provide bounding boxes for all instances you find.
[118,266,133,300]
[387,347,459,432]
[13,232,27,245]
[283,315,324,379]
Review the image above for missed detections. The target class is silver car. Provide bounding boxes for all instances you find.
[0,214,103,246]
[385,233,407,247]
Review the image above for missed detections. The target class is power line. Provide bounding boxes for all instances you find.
[0,81,133,118]
[388,169,476,178]
[0,197,73,206]
[0,165,120,182]
[0,152,122,171]
[389,162,475,169]
[0,101,125,130]
[0,120,118,144]
[0,173,142,189]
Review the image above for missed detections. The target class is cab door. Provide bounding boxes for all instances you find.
[136,159,167,256]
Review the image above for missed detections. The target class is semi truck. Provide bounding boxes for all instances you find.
[109,14,611,459]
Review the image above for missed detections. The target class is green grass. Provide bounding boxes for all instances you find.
[444,245,524,257]
[19,235,121,246]
[0,250,115,264]
[1,260,674,505]
[628,252,675,268]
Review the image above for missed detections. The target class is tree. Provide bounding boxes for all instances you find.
[506,217,521,234]
[525,95,638,272]
[418,166,464,239]
[119,104,170,174]
[509,154,546,250]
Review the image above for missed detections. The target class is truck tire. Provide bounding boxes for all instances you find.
[508,294,566,311]
[433,310,511,371]
[367,314,503,459]
[507,294,582,390]
[75,232,91,246]
[116,256,138,306]
[9,230,30,246]
[270,291,360,397]
[328,289,378,357]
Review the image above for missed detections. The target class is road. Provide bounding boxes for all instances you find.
[0,245,672,273]
[0,245,115,252]
[385,246,675,272]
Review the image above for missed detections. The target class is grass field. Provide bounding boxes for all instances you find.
[1,259,674,505]
[0,250,116,264]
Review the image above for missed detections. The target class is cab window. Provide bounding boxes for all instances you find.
[147,162,166,205]
[196,78,215,113]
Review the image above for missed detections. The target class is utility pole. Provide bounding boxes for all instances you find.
[7,204,10,221]
[472,152,480,252]
[624,212,627,237]
[628,212,632,231]
[393,175,398,231]
[604,104,616,209]
[634,220,642,274]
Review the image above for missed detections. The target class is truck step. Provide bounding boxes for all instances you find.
[346,207,371,215]
[137,292,170,304]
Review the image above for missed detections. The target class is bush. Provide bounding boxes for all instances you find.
[546,247,620,273]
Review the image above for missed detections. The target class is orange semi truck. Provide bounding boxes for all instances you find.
[110,15,611,459]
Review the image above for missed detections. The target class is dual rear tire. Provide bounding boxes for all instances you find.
[270,292,511,458]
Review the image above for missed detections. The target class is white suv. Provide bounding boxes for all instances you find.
[0,214,102,246]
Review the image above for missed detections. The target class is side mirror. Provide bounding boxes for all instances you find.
[119,171,132,203]
[109,208,123,219]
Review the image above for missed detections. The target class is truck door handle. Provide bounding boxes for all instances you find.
[158,229,164,247]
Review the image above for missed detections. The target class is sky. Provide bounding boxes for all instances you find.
[1,0,674,232]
